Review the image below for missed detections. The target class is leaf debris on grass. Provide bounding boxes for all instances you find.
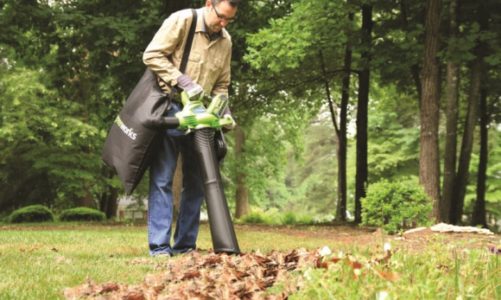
[64,249,317,300]
[64,245,404,300]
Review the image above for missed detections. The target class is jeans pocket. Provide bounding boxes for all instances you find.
[166,102,185,136]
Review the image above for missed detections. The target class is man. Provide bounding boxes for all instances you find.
[142,0,239,256]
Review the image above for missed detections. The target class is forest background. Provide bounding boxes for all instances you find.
[0,0,500,229]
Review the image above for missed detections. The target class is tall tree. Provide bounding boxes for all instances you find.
[334,10,353,222]
[471,89,488,227]
[234,125,250,218]
[419,0,441,220]
[450,60,482,224]
[355,3,372,224]
[441,0,460,223]
[450,2,488,224]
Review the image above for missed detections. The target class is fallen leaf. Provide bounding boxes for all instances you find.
[123,290,144,300]
[373,268,400,281]
[315,257,329,269]
[348,260,363,270]
[98,282,120,294]
[330,257,341,263]
[181,270,201,280]
[203,255,222,267]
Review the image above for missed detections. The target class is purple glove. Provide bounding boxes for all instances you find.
[221,105,235,131]
[176,75,204,98]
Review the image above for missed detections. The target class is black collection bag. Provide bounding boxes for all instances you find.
[102,9,197,194]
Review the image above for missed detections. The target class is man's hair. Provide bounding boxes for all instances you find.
[212,0,240,7]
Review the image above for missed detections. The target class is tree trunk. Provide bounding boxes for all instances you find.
[419,0,441,221]
[450,61,482,224]
[234,125,250,218]
[99,171,119,219]
[355,4,372,224]
[441,0,459,223]
[335,11,354,222]
[101,188,118,220]
[471,89,488,227]
[450,3,487,224]
[335,131,347,222]
[108,193,118,220]
[318,50,339,218]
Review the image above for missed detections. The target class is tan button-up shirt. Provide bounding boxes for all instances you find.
[143,8,232,97]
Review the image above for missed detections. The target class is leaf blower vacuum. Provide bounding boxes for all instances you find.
[164,92,241,254]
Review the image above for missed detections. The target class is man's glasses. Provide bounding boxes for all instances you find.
[212,4,236,23]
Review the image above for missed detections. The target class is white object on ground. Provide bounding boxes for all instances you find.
[318,246,332,257]
[403,227,427,234]
[376,291,390,300]
[384,242,392,252]
[431,223,494,235]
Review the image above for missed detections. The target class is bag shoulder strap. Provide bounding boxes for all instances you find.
[179,9,197,74]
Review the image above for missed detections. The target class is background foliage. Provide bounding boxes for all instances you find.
[1,0,500,229]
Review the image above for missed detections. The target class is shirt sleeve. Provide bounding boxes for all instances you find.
[142,14,185,87]
[211,48,231,97]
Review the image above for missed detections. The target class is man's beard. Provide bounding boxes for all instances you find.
[209,24,222,33]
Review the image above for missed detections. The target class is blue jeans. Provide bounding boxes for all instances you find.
[148,103,204,256]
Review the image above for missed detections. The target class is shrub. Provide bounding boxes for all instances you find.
[281,212,314,225]
[281,212,297,225]
[59,207,106,222]
[361,178,432,233]
[239,211,269,224]
[238,210,315,226]
[9,205,55,223]
[295,214,314,225]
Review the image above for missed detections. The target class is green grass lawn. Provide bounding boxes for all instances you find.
[0,223,499,299]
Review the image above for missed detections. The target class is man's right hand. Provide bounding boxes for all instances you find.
[175,107,198,129]
[175,110,220,130]
[176,74,204,99]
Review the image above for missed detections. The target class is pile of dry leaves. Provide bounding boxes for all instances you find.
[64,245,400,300]
[64,249,320,300]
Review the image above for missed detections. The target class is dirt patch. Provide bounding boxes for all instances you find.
[397,228,499,253]
[240,224,375,237]
[236,224,499,253]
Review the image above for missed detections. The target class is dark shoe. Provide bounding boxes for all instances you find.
[172,248,196,256]
[151,251,172,258]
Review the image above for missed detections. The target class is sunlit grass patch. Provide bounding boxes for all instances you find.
[291,244,500,299]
